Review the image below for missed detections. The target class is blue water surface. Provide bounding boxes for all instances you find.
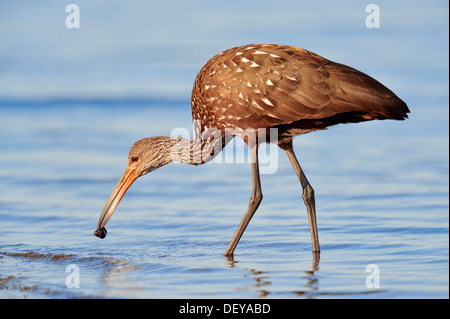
[0,0,448,298]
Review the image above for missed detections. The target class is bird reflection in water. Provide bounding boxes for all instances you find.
[225,252,320,298]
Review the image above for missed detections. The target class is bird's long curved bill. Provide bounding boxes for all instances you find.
[96,168,140,230]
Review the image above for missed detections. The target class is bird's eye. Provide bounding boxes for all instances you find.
[130,156,139,163]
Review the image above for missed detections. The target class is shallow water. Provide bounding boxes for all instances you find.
[0,1,448,299]
[0,100,447,299]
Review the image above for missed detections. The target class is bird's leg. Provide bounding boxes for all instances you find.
[284,147,320,253]
[224,145,262,256]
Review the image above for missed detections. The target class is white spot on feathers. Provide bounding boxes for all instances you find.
[261,98,275,106]
[251,100,265,111]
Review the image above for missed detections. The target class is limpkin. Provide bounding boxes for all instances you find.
[94,44,409,256]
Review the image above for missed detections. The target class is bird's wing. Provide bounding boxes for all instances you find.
[196,44,407,131]
[319,60,409,120]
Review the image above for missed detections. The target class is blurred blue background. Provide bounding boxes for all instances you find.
[0,0,447,102]
[0,0,448,298]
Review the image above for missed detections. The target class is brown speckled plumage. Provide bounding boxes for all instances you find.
[95,44,409,256]
[191,44,408,147]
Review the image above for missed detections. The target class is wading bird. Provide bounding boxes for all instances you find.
[94,44,409,256]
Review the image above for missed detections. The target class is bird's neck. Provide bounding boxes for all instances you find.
[168,133,225,166]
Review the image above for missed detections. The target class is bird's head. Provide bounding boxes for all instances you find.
[94,136,176,238]
[127,136,176,176]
